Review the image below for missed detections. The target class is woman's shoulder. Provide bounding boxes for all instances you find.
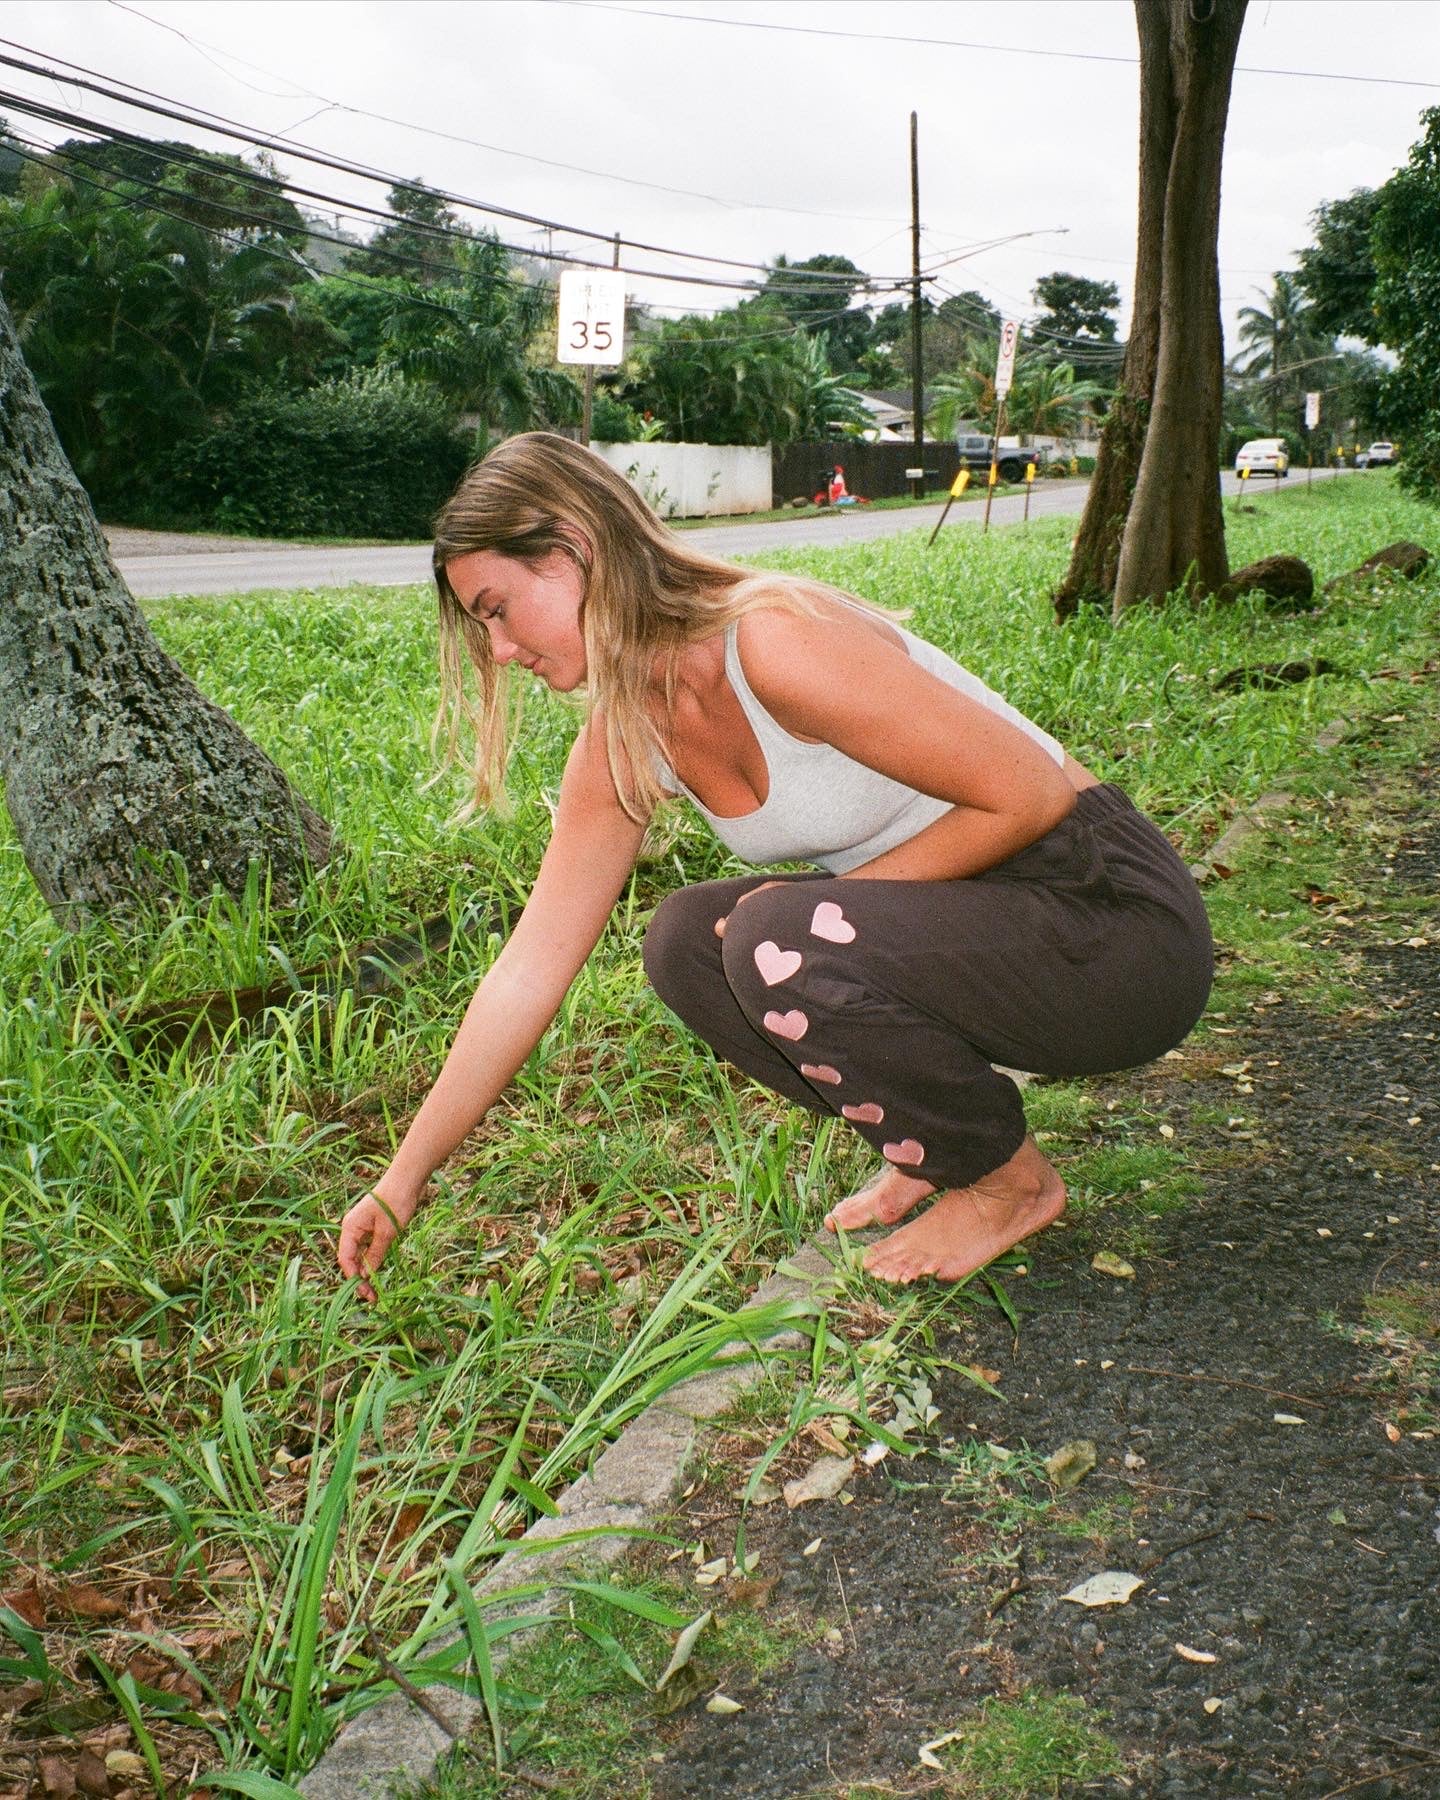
[731,589,910,668]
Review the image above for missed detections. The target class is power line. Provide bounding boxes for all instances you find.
[0,41,912,290]
[0,76,920,305]
[103,0,917,229]
[568,2,1440,91]
[0,128,895,352]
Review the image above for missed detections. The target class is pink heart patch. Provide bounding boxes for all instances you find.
[763,1008,809,1041]
[800,1063,843,1085]
[842,1101,885,1125]
[810,901,857,944]
[882,1138,926,1167]
[753,940,803,987]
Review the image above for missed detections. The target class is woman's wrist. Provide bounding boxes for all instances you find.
[369,1171,427,1224]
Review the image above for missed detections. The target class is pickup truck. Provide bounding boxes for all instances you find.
[954,432,1038,484]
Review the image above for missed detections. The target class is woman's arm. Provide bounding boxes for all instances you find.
[734,607,1078,882]
[337,719,648,1294]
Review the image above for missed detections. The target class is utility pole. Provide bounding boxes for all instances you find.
[581,231,622,445]
[909,110,924,499]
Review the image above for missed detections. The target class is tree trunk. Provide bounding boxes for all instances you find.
[0,294,334,926]
[1053,0,1246,621]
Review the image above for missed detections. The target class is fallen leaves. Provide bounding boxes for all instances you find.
[1060,1572,1144,1608]
[1175,1643,1218,1665]
[782,1454,854,1509]
[1091,1251,1136,1281]
[1043,1440,1097,1491]
[918,1729,964,1769]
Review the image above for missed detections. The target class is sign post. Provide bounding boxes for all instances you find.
[983,320,1021,535]
[925,466,971,549]
[558,263,626,442]
[1304,390,1320,487]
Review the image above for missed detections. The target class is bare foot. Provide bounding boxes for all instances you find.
[825,1164,935,1232]
[862,1136,1066,1285]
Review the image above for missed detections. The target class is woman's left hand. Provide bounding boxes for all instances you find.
[713,879,784,937]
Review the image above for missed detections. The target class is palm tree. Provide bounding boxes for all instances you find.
[1233,273,1330,435]
[384,235,580,434]
[930,337,1111,441]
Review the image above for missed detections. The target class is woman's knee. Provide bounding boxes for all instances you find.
[641,884,738,1005]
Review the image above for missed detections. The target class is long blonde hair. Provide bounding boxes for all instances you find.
[433,433,869,820]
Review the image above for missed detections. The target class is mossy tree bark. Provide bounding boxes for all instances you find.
[1053,0,1247,622]
[0,293,334,926]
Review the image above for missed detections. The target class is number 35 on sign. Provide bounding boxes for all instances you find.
[557,269,626,365]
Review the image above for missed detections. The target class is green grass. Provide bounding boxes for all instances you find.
[3,474,1439,1787]
[922,1689,1125,1795]
[406,1580,804,1799]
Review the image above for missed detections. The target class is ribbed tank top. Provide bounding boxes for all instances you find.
[657,613,1065,874]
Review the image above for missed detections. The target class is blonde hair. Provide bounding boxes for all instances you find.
[433,432,882,821]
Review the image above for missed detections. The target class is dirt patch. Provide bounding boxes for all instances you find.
[653,787,1440,1797]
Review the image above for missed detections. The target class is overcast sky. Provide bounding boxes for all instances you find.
[2,0,1436,351]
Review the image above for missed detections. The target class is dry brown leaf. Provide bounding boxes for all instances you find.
[1384,1421,1403,1443]
[782,1455,855,1509]
[0,1678,46,1715]
[58,1583,127,1623]
[804,1422,852,1459]
[1175,1643,1218,1664]
[73,1749,112,1798]
[1,1583,46,1629]
[38,1757,76,1799]
[728,1576,779,1609]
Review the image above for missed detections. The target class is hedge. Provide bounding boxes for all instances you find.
[155,370,473,539]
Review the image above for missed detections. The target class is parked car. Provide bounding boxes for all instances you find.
[954,431,1037,484]
[1360,440,1396,468]
[1234,437,1290,479]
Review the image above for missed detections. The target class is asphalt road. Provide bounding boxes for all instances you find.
[112,466,1351,599]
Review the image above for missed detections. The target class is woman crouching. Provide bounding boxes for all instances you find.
[337,433,1213,1296]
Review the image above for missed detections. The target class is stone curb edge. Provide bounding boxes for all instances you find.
[1187,717,1351,883]
[300,710,1363,1797]
[297,1239,845,1798]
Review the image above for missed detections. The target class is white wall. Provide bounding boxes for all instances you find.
[591,442,772,518]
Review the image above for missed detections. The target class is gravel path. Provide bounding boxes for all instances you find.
[654,770,1440,1799]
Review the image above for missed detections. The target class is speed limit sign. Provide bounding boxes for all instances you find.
[557,269,626,365]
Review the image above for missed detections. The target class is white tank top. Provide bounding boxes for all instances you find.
[657,613,1065,873]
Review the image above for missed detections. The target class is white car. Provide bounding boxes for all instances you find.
[1234,438,1290,479]
[1363,441,1396,468]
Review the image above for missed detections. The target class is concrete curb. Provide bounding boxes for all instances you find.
[1187,718,1351,883]
[298,1240,844,1799]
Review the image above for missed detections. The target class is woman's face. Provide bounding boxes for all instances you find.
[446,547,588,692]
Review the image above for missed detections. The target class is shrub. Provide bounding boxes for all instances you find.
[589,392,646,443]
[154,370,472,539]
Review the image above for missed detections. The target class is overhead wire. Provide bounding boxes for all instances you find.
[0,81,913,301]
[566,2,1440,91]
[0,127,893,351]
[0,41,912,291]
[103,0,916,228]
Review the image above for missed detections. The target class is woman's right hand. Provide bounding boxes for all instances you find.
[337,1188,418,1302]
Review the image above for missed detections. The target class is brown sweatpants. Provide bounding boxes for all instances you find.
[642,783,1215,1190]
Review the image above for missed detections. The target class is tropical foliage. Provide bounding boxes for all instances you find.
[621,305,868,445]
[930,337,1110,441]
[0,175,313,504]
[1370,106,1440,500]
[1229,272,1332,436]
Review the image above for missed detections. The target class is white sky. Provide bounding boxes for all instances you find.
[2,0,1436,352]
